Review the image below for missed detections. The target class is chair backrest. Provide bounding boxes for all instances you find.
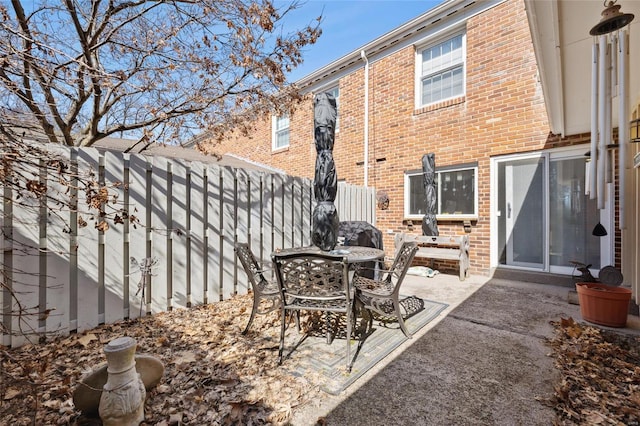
[234,242,269,291]
[385,241,418,288]
[271,252,351,308]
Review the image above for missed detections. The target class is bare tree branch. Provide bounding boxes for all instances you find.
[0,0,322,148]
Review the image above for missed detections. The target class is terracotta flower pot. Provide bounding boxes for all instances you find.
[575,282,632,328]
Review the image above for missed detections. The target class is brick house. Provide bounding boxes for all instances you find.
[210,0,617,279]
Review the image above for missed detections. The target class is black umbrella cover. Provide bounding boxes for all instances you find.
[422,153,439,236]
[311,93,339,250]
[313,150,337,201]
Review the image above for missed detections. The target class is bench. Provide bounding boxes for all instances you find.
[394,233,470,281]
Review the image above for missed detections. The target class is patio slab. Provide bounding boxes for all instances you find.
[291,272,640,425]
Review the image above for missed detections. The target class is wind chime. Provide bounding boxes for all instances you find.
[588,0,634,232]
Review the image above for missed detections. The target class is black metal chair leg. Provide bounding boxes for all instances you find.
[395,300,412,338]
[278,308,286,365]
[242,293,260,335]
[346,310,353,372]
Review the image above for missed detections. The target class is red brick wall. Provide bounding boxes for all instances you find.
[211,0,590,275]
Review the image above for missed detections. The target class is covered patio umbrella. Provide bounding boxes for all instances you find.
[422,153,439,236]
[311,92,339,251]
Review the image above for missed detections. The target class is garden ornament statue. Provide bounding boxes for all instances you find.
[73,351,164,416]
[311,92,339,251]
[98,337,146,425]
[573,261,597,282]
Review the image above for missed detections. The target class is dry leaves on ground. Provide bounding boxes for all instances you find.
[3,297,640,425]
[0,293,323,425]
[546,317,640,425]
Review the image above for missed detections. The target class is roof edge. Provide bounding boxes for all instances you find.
[294,0,506,90]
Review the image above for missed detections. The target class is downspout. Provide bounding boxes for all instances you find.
[361,50,369,187]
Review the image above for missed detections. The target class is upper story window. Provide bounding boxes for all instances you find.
[404,163,477,220]
[417,31,466,107]
[272,114,289,150]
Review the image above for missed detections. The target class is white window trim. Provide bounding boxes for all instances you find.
[271,114,289,150]
[404,164,478,221]
[414,29,467,109]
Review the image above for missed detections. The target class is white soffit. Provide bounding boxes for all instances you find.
[526,0,640,137]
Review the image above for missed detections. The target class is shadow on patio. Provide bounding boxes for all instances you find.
[291,273,640,425]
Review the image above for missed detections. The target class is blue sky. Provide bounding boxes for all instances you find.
[278,0,444,82]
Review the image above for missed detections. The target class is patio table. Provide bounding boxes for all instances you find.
[272,245,385,265]
[273,245,385,284]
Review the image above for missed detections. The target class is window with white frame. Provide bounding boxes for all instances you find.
[404,163,477,219]
[417,31,465,107]
[272,114,289,149]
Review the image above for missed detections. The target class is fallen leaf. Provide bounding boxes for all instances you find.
[42,399,60,409]
[173,351,197,365]
[3,388,21,400]
[77,333,97,347]
[169,412,183,423]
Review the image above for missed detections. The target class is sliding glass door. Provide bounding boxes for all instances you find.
[494,149,611,274]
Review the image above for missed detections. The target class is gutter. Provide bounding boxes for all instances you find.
[361,50,369,187]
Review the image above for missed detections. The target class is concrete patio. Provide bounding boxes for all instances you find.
[291,271,640,425]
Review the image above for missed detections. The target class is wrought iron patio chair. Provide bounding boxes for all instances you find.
[271,251,356,371]
[353,241,418,338]
[234,242,281,335]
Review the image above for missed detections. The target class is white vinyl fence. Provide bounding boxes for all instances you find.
[1,145,375,348]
